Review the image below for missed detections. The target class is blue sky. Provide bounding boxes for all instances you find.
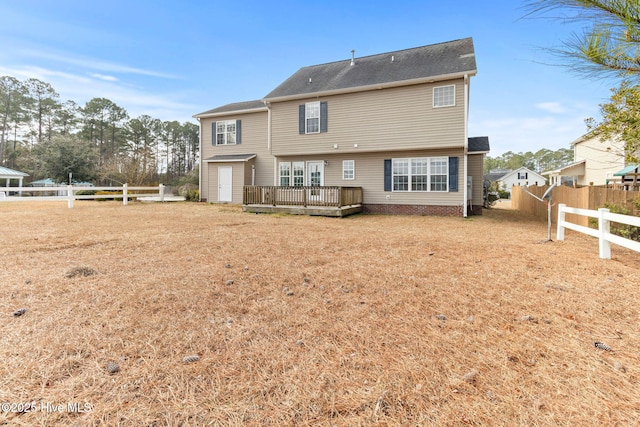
[0,0,616,156]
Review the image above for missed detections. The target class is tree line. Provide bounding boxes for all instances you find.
[484,148,573,174]
[0,76,198,186]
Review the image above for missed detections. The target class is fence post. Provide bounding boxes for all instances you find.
[556,204,566,241]
[67,185,74,208]
[159,184,165,202]
[598,208,611,259]
[123,183,128,206]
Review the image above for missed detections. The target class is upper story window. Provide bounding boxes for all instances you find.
[299,101,328,134]
[306,102,320,133]
[518,171,528,180]
[213,120,241,145]
[433,85,455,108]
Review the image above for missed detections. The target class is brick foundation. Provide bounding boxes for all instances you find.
[362,204,483,216]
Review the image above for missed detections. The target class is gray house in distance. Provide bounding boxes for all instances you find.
[195,38,489,216]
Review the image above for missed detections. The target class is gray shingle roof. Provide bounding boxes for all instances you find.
[468,136,490,153]
[194,100,266,118]
[265,38,476,100]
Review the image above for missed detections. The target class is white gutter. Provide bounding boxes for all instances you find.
[264,100,278,185]
[265,101,272,154]
[463,73,469,218]
[264,70,477,103]
[193,107,268,120]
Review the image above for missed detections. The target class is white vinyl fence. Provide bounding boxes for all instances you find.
[557,203,640,259]
[0,184,167,208]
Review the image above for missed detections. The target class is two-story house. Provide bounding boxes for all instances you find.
[543,133,631,186]
[195,38,488,216]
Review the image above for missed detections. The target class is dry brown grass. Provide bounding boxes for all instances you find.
[1,201,639,426]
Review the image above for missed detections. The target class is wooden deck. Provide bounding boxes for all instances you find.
[242,186,363,217]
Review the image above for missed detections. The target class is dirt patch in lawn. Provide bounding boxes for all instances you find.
[1,201,639,426]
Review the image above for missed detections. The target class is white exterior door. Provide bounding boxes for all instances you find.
[218,166,233,202]
[306,161,324,202]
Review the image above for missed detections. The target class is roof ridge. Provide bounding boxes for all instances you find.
[297,37,474,70]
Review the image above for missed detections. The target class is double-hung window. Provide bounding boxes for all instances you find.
[430,157,448,191]
[215,120,238,145]
[299,101,328,134]
[279,162,305,186]
[433,85,455,108]
[393,159,409,191]
[293,162,305,186]
[306,102,320,133]
[392,157,448,192]
[279,163,291,186]
[342,160,355,180]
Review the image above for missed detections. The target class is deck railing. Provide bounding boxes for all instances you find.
[243,186,362,208]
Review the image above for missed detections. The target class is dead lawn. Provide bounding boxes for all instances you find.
[1,201,639,426]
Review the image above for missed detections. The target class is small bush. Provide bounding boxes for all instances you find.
[95,191,123,201]
[177,184,199,201]
[76,190,97,196]
[185,188,199,201]
[590,203,640,241]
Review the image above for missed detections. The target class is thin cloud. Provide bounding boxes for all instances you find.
[0,64,195,122]
[91,73,119,82]
[535,102,566,114]
[19,48,178,79]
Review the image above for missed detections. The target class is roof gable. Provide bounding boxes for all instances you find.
[265,38,476,101]
[500,167,545,181]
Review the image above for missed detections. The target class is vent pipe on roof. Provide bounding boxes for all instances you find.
[391,55,395,62]
[350,49,355,66]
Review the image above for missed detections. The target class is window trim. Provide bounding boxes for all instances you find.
[215,120,237,145]
[299,101,327,134]
[279,161,305,186]
[342,160,355,180]
[305,102,320,134]
[292,161,305,186]
[433,85,456,108]
[391,156,448,192]
[279,162,291,186]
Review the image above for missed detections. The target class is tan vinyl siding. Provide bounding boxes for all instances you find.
[277,148,465,206]
[467,153,485,207]
[199,111,273,202]
[271,80,466,156]
[574,135,625,186]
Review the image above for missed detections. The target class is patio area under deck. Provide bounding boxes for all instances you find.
[242,186,363,217]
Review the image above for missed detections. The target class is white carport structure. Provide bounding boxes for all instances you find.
[542,160,585,186]
[0,166,29,194]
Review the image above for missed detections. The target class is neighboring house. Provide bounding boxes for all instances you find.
[543,134,627,186]
[497,167,546,195]
[194,38,488,216]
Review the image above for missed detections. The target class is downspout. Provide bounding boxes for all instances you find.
[265,101,277,186]
[463,73,469,217]
[197,117,202,201]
